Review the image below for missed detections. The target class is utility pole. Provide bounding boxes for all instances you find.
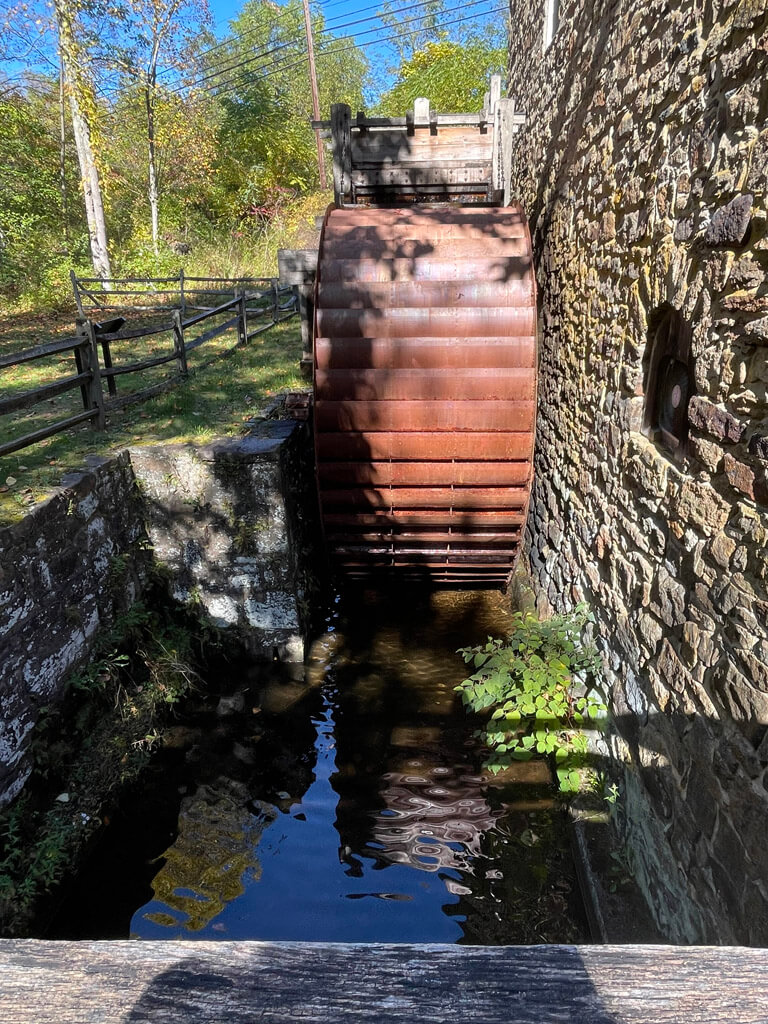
[301,0,326,187]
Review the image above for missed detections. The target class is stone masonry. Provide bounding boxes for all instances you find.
[506,0,768,941]
[0,453,147,806]
[129,419,315,664]
[0,419,314,807]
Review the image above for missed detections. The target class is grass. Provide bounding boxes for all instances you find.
[0,308,305,525]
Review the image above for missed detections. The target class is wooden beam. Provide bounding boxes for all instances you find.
[330,103,352,205]
[0,941,767,1022]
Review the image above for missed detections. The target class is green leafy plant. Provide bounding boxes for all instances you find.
[0,593,212,935]
[455,604,605,793]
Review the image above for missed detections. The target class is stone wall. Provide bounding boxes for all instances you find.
[0,454,147,806]
[0,419,316,807]
[129,419,316,663]
[506,0,768,942]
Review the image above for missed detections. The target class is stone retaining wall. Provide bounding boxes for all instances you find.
[506,0,768,942]
[129,419,316,663]
[0,419,314,807]
[0,453,147,805]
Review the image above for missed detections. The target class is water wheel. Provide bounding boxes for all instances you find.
[313,203,537,586]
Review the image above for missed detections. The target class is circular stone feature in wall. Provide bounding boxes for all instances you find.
[642,305,695,457]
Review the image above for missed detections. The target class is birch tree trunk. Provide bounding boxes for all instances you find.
[145,75,160,256]
[52,0,112,282]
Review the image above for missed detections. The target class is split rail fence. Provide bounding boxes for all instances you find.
[0,276,296,460]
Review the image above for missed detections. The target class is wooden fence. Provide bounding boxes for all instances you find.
[0,280,296,460]
[70,270,284,319]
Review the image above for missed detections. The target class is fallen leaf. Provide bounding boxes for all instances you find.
[5,476,16,486]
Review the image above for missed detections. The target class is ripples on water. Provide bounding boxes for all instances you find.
[52,588,587,944]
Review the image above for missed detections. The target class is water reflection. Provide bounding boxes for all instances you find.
[126,588,585,944]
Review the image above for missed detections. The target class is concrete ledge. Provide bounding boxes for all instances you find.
[0,940,766,1022]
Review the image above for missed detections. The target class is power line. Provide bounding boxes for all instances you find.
[181,0,442,94]
[202,2,504,99]
[184,39,295,90]
[157,0,315,78]
[161,0,443,90]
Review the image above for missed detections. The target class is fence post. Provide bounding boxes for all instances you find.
[172,310,188,377]
[70,269,85,319]
[272,278,279,325]
[77,319,106,430]
[179,268,186,319]
[98,330,117,397]
[237,289,248,346]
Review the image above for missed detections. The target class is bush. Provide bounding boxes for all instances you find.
[455,604,606,793]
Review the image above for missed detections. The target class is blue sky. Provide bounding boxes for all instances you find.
[2,0,503,105]
[205,0,505,101]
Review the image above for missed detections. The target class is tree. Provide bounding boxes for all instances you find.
[376,38,506,115]
[203,0,368,216]
[0,76,82,297]
[118,0,212,254]
[378,0,448,64]
[51,0,112,279]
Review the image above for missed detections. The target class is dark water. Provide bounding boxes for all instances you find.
[48,588,587,944]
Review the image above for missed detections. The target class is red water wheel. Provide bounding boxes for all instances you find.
[313,204,537,586]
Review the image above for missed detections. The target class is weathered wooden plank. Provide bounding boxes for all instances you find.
[320,258,528,284]
[319,485,530,510]
[0,336,82,370]
[184,276,273,284]
[0,372,91,416]
[100,351,176,377]
[97,322,173,341]
[351,166,491,186]
[1,941,767,1023]
[184,314,241,352]
[183,296,240,328]
[76,275,179,284]
[0,408,96,458]
[319,237,529,260]
[317,279,533,310]
[314,112,518,128]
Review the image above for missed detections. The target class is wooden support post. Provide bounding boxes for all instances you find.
[70,269,85,319]
[272,279,279,325]
[489,74,502,114]
[72,324,90,410]
[297,286,312,379]
[77,320,106,430]
[237,290,248,346]
[413,97,430,127]
[331,103,351,206]
[172,310,188,377]
[99,333,117,396]
[179,268,187,319]
[278,248,317,379]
